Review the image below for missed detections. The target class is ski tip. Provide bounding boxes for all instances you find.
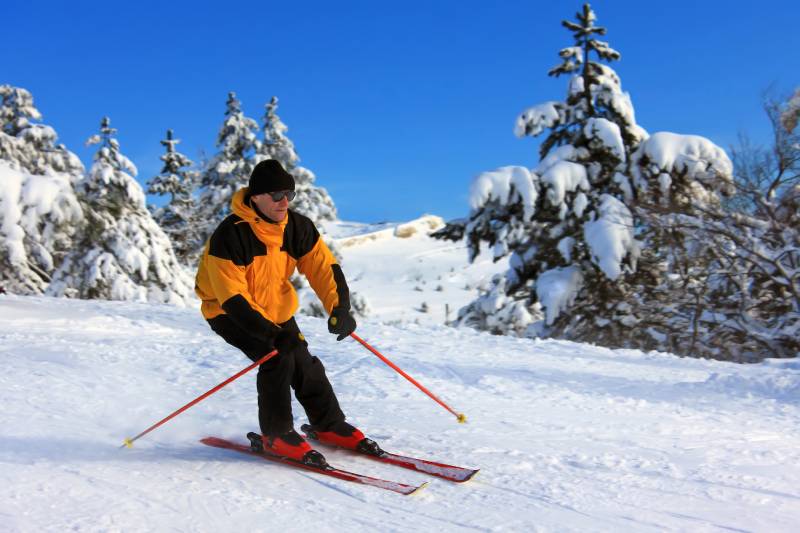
[200,436,227,448]
[408,481,430,495]
[460,469,480,483]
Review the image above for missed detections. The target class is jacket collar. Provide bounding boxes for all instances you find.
[231,188,288,246]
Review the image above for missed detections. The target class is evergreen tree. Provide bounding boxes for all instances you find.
[147,129,201,265]
[256,96,337,222]
[458,4,644,336]
[196,92,259,249]
[0,85,84,175]
[0,85,83,294]
[456,4,751,361]
[258,96,299,169]
[48,117,192,304]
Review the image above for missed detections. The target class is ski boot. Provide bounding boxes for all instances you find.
[247,430,328,468]
[301,422,384,457]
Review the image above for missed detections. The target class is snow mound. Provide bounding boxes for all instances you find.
[393,215,445,238]
[336,215,445,245]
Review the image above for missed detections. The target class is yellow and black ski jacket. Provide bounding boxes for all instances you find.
[195,188,349,340]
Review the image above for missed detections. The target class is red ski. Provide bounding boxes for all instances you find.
[301,424,479,483]
[200,436,427,496]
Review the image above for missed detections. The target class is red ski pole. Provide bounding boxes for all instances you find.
[349,333,467,423]
[121,349,278,448]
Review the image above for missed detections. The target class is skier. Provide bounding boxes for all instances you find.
[195,159,372,466]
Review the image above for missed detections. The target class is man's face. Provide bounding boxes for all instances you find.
[251,191,292,222]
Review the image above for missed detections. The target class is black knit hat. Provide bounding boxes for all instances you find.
[248,159,295,196]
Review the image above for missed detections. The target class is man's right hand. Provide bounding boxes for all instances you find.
[273,329,300,354]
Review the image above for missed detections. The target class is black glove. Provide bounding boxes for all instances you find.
[259,319,282,342]
[328,307,356,341]
[273,328,301,354]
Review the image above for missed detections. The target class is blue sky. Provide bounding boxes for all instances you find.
[5,1,799,222]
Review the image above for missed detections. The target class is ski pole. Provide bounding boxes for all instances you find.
[121,349,279,449]
[349,332,467,423]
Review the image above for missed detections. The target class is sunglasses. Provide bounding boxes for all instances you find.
[267,190,296,202]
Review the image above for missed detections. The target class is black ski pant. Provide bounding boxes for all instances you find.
[207,314,345,436]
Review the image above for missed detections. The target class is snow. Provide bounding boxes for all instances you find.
[0,160,82,269]
[557,236,575,263]
[540,160,589,214]
[558,46,584,64]
[2,220,800,531]
[584,194,638,280]
[592,64,635,123]
[514,102,561,138]
[0,163,25,263]
[584,117,626,162]
[536,265,584,326]
[325,216,509,325]
[632,131,733,193]
[468,166,538,219]
[393,215,445,238]
[568,75,584,97]
[572,191,588,217]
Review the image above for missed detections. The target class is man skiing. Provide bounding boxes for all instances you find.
[195,159,373,466]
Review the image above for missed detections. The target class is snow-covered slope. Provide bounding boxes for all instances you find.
[324,215,508,326]
[2,219,800,532]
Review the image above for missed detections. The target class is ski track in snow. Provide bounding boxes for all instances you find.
[2,220,800,532]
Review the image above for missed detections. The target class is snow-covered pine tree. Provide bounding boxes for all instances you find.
[452,5,787,360]
[0,85,85,175]
[47,117,192,304]
[258,96,299,170]
[147,129,201,265]
[256,96,337,223]
[453,166,545,334]
[0,85,83,294]
[457,3,645,338]
[195,92,259,250]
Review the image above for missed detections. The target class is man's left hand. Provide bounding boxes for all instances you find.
[328,307,356,341]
